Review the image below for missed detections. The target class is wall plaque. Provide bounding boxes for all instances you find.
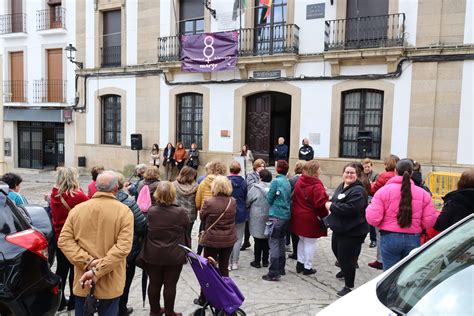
[306,3,325,20]
[253,70,282,79]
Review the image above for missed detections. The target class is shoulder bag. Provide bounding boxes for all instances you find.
[198,198,232,245]
[59,195,72,211]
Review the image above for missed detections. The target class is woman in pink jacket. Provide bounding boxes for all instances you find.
[366,159,437,271]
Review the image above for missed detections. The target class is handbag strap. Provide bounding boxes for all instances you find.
[59,195,71,211]
[204,198,232,234]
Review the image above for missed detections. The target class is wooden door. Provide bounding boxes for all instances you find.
[245,94,272,164]
[10,51,24,102]
[47,49,63,102]
[11,0,22,32]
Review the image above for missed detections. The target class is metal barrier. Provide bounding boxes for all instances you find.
[426,172,461,205]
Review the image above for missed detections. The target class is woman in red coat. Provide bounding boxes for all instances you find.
[291,160,329,275]
[50,167,89,311]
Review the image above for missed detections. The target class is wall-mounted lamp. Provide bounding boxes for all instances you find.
[65,44,83,69]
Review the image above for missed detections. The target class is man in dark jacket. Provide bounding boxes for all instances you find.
[117,173,147,316]
[274,137,289,163]
[298,138,314,161]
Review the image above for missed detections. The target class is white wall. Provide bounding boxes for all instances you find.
[398,0,418,47]
[85,0,95,68]
[295,0,337,54]
[126,0,138,65]
[86,77,136,146]
[457,60,474,164]
[160,0,172,37]
[464,0,473,44]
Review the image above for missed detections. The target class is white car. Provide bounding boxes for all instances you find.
[318,214,473,316]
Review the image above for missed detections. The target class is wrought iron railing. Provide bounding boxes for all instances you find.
[157,24,300,62]
[0,13,27,34]
[101,46,122,67]
[325,13,405,51]
[36,7,66,31]
[3,80,28,103]
[33,79,67,103]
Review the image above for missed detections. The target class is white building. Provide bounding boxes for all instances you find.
[1,0,76,169]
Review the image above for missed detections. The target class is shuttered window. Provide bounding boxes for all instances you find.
[177,93,203,149]
[340,89,383,159]
[101,95,121,145]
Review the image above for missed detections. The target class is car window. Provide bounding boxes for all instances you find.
[0,195,25,235]
[376,217,474,314]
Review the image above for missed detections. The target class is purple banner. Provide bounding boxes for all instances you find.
[181,31,238,73]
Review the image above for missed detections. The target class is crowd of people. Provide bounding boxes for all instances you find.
[1,143,473,316]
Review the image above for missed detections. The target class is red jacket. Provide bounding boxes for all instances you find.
[291,174,329,238]
[371,171,396,195]
[87,180,97,198]
[50,187,89,240]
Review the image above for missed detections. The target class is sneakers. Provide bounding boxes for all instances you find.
[303,268,317,275]
[368,261,383,270]
[262,262,269,267]
[369,241,377,248]
[336,270,344,279]
[250,261,261,268]
[231,262,239,270]
[336,286,352,297]
[240,242,251,251]
[262,274,280,282]
[296,262,304,274]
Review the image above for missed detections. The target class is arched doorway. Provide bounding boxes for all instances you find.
[245,92,291,165]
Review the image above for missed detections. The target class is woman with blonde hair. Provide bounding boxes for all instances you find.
[50,167,89,311]
[194,175,237,306]
[139,181,190,316]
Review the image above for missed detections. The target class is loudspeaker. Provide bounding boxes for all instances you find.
[131,134,143,150]
[78,156,86,167]
[357,130,372,158]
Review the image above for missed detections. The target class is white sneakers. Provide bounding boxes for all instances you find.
[229,262,239,270]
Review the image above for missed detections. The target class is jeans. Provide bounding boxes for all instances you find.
[376,228,382,261]
[331,233,365,288]
[297,236,317,270]
[369,225,377,242]
[165,163,174,181]
[253,237,269,265]
[268,217,289,277]
[230,222,246,264]
[380,231,420,271]
[75,296,119,316]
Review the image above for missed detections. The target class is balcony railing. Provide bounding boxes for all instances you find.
[33,79,67,103]
[37,7,66,31]
[325,13,405,51]
[101,46,121,67]
[158,24,300,62]
[0,13,27,34]
[3,80,28,103]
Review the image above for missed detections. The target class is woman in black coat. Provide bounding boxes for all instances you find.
[434,169,474,232]
[325,162,369,298]
[163,143,176,181]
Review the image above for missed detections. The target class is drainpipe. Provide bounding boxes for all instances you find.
[0,54,6,173]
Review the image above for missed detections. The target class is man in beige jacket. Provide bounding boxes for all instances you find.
[58,171,134,315]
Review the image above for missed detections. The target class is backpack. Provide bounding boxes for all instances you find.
[137,185,152,213]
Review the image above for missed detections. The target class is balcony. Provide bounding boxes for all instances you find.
[33,79,67,103]
[158,24,300,62]
[0,13,27,35]
[324,13,405,51]
[37,7,66,31]
[101,46,121,67]
[3,80,28,103]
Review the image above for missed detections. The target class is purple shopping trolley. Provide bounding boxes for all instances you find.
[179,245,246,316]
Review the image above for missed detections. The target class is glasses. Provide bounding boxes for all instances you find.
[344,171,356,175]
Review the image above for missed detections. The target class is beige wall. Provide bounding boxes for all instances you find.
[407,61,463,164]
[136,76,160,149]
[137,1,160,64]
[416,0,467,46]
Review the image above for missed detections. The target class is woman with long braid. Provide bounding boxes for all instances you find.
[366,159,437,271]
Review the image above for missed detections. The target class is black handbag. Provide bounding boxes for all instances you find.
[83,283,97,316]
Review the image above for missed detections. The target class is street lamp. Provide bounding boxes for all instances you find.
[65,44,83,69]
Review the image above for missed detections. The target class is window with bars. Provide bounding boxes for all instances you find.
[339,89,384,159]
[177,93,203,149]
[101,95,121,145]
[254,0,287,54]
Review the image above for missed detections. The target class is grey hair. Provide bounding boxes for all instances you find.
[135,163,147,175]
[96,171,119,192]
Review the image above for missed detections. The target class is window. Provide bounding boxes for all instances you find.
[101,95,121,145]
[254,0,287,54]
[102,10,121,67]
[179,0,204,35]
[177,93,203,149]
[339,89,383,159]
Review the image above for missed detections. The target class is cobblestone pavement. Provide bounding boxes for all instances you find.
[17,171,383,316]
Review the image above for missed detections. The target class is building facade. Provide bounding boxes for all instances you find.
[1,0,76,170]
[70,0,472,184]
